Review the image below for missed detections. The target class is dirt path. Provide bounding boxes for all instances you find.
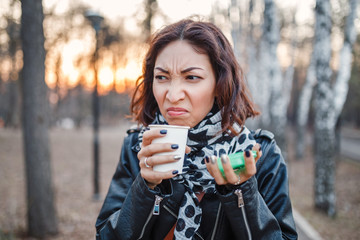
[0,122,132,239]
[287,129,360,240]
[340,127,360,162]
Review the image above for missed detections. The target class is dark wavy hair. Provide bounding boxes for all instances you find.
[130,19,259,134]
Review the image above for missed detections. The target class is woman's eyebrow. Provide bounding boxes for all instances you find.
[154,67,169,74]
[181,67,204,73]
[154,66,204,74]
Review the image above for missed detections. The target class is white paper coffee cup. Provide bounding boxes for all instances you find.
[149,124,189,174]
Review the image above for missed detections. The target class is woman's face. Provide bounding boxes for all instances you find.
[152,40,216,127]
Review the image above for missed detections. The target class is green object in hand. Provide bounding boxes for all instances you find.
[217,151,257,178]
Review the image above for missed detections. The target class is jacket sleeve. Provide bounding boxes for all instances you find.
[216,130,298,240]
[95,132,161,240]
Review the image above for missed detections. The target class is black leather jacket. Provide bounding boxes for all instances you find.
[95,128,298,240]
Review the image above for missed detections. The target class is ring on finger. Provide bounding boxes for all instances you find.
[144,157,151,168]
[233,176,241,185]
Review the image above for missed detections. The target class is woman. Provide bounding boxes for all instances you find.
[96,19,297,239]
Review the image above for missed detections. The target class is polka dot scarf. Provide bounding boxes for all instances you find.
[139,106,256,239]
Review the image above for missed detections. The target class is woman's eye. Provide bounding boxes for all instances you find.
[186,75,201,80]
[155,75,167,80]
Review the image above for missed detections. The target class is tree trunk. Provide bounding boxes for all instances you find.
[4,18,21,128]
[230,0,239,56]
[281,43,296,158]
[271,7,297,156]
[4,80,20,128]
[143,0,157,41]
[335,0,358,156]
[260,0,290,153]
[257,36,272,128]
[295,2,320,161]
[296,55,317,159]
[283,12,298,126]
[244,0,261,130]
[20,0,58,237]
[333,0,358,120]
[313,0,358,217]
[314,126,336,216]
[313,0,336,217]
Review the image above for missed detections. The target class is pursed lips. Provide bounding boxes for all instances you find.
[166,107,188,116]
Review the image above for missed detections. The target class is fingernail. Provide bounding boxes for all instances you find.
[210,155,217,164]
[160,129,167,134]
[171,144,179,149]
[245,150,251,157]
[172,170,179,175]
[221,154,228,164]
[174,155,181,160]
[205,156,209,163]
[259,146,262,152]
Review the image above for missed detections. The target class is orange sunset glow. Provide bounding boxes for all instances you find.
[45,40,146,95]
[37,0,224,97]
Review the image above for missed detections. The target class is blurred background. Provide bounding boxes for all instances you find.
[0,0,359,239]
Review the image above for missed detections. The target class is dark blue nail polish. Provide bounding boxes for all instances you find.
[171,144,179,149]
[205,156,209,163]
[245,150,251,157]
[259,146,262,152]
[172,170,179,175]
[160,129,167,134]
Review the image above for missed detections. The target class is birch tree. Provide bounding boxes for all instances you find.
[257,0,275,128]
[229,0,240,60]
[313,0,335,216]
[259,0,294,152]
[296,54,316,159]
[20,0,58,236]
[313,0,358,216]
[229,0,294,152]
[269,6,297,153]
[296,0,358,160]
[228,0,257,98]
[295,5,317,159]
[333,0,358,120]
[227,0,262,130]
[245,0,261,130]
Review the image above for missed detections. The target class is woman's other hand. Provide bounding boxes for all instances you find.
[205,143,262,186]
[137,128,191,189]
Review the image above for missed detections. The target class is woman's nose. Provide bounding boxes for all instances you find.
[166,81,185,103]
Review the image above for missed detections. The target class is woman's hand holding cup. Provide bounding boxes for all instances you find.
[137,125,190,189]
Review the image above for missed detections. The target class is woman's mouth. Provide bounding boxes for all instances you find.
[167,107,188,116]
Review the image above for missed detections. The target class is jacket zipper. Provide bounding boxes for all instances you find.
[153,195,163,215]
[234,189,252,240]
[138,195,163,239]
[163,205,177,218]
[210,203,221,240]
